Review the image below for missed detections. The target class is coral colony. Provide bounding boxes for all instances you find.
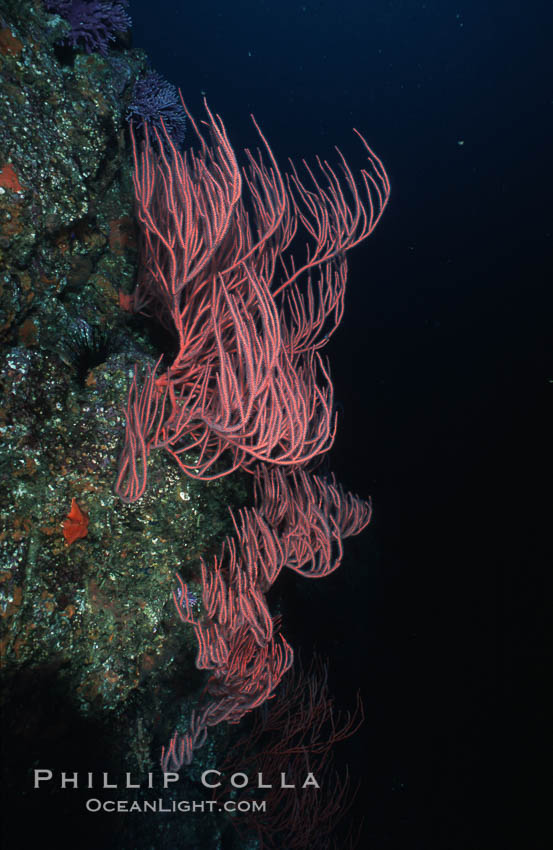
[116,98,390,771]
[44,0,131,56]
[127,70,187,148]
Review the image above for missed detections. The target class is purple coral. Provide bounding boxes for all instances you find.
[127,71,187,148]
[44,0,132,56]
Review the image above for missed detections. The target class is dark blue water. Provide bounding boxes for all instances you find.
[129,1,552,847]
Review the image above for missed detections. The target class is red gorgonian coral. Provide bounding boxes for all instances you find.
[115,97,389,772]
[115,99,389,503]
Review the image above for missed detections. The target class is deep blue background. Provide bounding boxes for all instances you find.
[128,1,551,847]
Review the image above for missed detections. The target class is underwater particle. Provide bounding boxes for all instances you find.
[62,498,89,545]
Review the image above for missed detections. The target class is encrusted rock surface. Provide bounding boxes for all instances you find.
[0,5,248,848]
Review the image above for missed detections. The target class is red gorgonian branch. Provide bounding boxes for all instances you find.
[162,466,372,770]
